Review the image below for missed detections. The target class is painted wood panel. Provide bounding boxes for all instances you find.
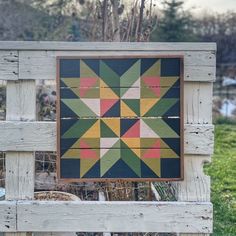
[57,57,183,181]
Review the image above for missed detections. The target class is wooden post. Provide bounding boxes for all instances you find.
[5,80,36,236]
[175,81,214,236]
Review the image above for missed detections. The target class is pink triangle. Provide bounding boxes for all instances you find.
[150,87,161,97]
[80,149,98,159]
[143,76,160,87]
[151,140,161,149]
[101,99,118,116]
[79,140,90,149]
[143,149,161,158]
[79,77,98,97]
[143,77,161,96]
[122,120,140,138]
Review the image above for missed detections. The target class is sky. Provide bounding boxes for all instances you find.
[183,0,236,13]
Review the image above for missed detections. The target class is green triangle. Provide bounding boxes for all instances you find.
[80,88,100,98]
[100,61,120,87]
[101,120,119,137]
[122,99,140,116]
[61,99,96,117]
[142,60,161,77]
[112,139,120,148]
[100,149,120,176]
[141,87,157,98]
[120,60,140,88]
[143,118,179,138]
[61,78,80,88]
[160,77,179,87]
[120,144,141,177]
[80,60,99,79]
[144,98,179,116]
[62,119,97,138]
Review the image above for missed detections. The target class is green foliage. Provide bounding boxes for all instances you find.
[214,116,236,125]
[151,0,197,42]
[204,125,236,235]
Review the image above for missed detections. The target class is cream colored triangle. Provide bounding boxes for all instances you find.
[140,99,159,116]
[131,148,141,158]
[142,60,161,77]
[132,77,140,87]
[80,159,98,177]
[100,138,119,157]
[82,120,100,138]
[80,99,100,116]
[121,100,137,117]
[121,87,140,99]
[80,60,99,78]
[140,119,159,138]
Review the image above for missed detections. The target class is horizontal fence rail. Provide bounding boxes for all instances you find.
[0,201,213,233]
[0,121,214,154]
[0,50,216,81]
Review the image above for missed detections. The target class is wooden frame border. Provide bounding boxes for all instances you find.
[56,55,184,183]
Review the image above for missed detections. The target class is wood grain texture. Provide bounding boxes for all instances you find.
[184,125,214,155]
[5,80,36,236]
[6,80,36,121]
[0,51,18,80]
[0,41,216,51]
[0,201,16,232]
[18,51,215,81]
[174,156,212,236]
[16,201,212,233]
[174,155,211,202]
[0,121,213,155]
[5,152,35,200]
[184,82,213,124]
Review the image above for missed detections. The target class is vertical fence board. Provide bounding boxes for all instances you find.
[177,80,214,236]
[5,80,36,236]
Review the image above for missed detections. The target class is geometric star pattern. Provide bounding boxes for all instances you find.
[58,57,183,180]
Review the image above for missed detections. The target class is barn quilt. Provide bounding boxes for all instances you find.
[57,57,183,181]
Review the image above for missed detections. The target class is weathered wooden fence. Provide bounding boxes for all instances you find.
[0,42,215,235]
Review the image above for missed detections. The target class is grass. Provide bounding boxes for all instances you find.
[204,124,236,235]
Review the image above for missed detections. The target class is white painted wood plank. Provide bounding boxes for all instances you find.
[18,50,215,82]
[175,156,212,236]
[5,80,36,236]
[0,201,16,232]
[0,121,214,154]
[16,201,213,233]
[184,125,214,155]
[6,80,36,121]
[0,41,217,51]
[176,84,213,236]
[0,51,18,80]
[5,152,35,200]
[174,155,211,202]
[184,82,213,124]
